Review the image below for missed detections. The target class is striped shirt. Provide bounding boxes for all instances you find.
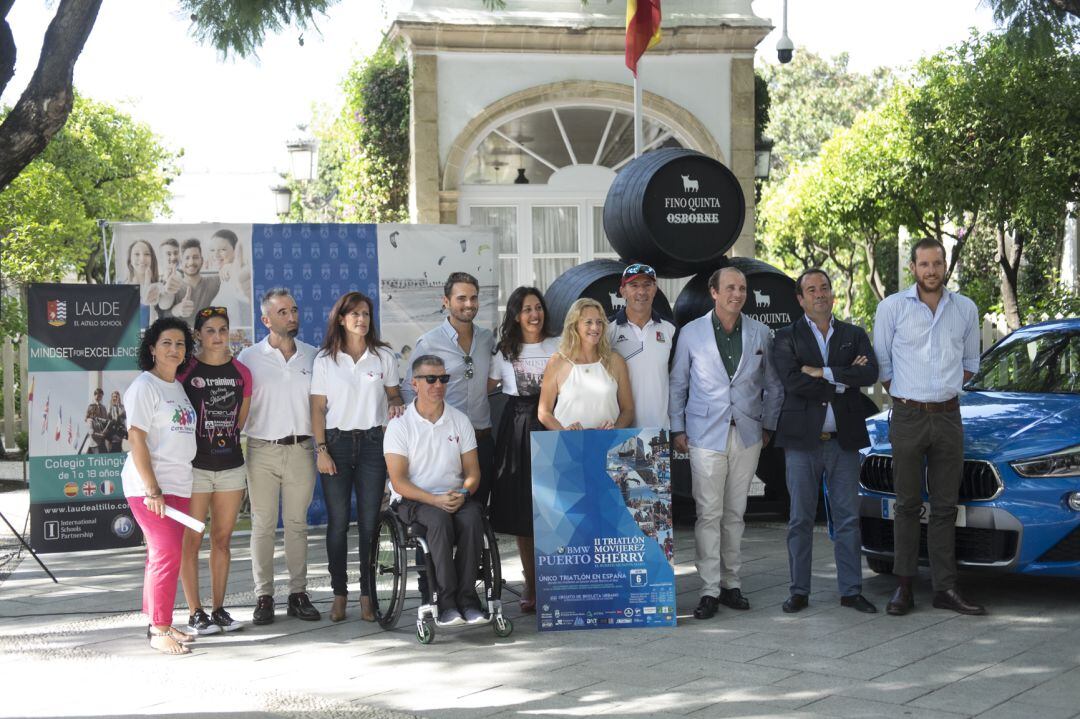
[873,285,980,403]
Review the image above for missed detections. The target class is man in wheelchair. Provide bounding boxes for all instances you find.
[384,354,488,627]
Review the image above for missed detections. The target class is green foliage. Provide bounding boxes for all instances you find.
[758,50,895,183]
[0,93,176,338]
[181,0,338,58]
[981,0,1080,54]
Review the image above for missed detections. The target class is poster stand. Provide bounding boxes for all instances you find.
[0,509,57,583]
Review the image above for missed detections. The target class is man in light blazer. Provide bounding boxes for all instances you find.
[670,266,783,620]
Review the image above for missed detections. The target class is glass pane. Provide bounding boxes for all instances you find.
[533,257,577,294]
[556,107,611,165]
[532,206,578,254]
[469,206,517,254]
[498,258,517,305]
[592,205,614,255]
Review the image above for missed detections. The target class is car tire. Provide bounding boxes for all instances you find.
[866,557,894,575]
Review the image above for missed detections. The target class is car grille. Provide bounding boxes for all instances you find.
[860,455,1002,501]
[1036,525,1080,563]
[861,517,1018,564]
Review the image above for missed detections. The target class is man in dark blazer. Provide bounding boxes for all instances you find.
[773,268,879,614]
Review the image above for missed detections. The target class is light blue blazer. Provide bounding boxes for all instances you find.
[669,311,784,453]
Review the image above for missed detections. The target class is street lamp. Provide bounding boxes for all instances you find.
[754,138,774,180]
[271,184,293,218]
[286,137,316,183]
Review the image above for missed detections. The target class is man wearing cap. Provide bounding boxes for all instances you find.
[773,268,879,615]
[608,263,676,429]
[669,266,783,619]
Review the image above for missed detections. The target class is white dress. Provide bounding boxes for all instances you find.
[553,355,619,429]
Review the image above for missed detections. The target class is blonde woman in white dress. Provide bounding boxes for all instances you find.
[538,298,634,431]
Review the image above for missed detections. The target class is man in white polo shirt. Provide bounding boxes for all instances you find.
[237,288,321,624]
[385,354,486,627]
[608,263,676,429]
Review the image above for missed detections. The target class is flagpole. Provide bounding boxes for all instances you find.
[633,60,643,158]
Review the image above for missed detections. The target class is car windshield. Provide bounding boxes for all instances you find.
[966,329,1080,394]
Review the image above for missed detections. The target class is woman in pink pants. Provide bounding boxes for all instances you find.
[121,317,198,655]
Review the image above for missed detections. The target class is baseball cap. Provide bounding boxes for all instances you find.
[620,263,657,287]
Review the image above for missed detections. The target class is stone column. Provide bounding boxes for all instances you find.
[409,52,440,224]
[729,56,757,258]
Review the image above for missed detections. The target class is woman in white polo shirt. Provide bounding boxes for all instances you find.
[311,291,404,623]
[121,317,198,655]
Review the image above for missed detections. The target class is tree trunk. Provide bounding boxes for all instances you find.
[996,223,1023,330]
[1,1,16,98]
[1047,0,1080,19]
[861,238,887,300]
[0,0,103,193]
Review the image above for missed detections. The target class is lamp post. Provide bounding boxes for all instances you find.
[286,137,316,183]
[271,184,293,219]
[754,138,774,181]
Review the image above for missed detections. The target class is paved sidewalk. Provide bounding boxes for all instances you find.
[1,486,1078,719]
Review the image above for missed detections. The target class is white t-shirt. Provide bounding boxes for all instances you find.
[608,314,676,429]
[311,346,399,430]
[383,402,477,498]
[121,372,198,498]
[488,337,560,396]
[237,337,316,440]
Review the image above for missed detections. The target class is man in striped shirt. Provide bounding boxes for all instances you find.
[874,238,986,617]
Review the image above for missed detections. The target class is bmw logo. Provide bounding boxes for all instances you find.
[112,514,136,539]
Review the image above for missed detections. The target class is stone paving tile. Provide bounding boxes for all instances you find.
[659,678,823,714]
[729,631,871,659]
[973,700,1077,719]
[562,680,725,715]
[647,633,776,663]
[908,674,1046,716]
[1011,666,1080,710]
[833,652,995,705]
[750,650,896,681]
[842,616,997,667]
[801,695,969,718]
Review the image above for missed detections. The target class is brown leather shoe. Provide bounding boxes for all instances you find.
[886,577,914,616]
[330,595,347,622]
[358,595,376,622]
[932,589,987,616]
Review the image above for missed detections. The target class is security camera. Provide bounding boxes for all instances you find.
[776,34,794,64]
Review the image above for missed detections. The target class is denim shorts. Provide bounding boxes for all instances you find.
[191,465,247,494]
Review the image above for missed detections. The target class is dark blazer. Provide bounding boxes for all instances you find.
[773,316,879,452]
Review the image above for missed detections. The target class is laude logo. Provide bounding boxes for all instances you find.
[47,299,67,327]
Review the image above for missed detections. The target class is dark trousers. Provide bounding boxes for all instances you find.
[320,427,387,597]
[397,498,484,612]
[475,432,495,509]
[888,402,964,590]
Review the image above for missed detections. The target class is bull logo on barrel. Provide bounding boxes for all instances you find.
[681,174,700,193]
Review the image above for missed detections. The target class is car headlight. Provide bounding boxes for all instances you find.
[1011,445,1080,478]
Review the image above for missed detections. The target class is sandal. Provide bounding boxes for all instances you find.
[145,625,195,643]
[148,627,191,655]
[519,598,536,614]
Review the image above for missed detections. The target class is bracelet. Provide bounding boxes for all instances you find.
[145,491,162,499]
[316,443,328,453]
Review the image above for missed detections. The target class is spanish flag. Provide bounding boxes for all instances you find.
[626,0,662,77]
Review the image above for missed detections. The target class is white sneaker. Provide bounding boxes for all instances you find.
[187,608,222,635]
[437,608,465,626]
[463,607,487,625]
[211,607,244,632]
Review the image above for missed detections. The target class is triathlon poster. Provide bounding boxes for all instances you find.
[26,283,144,553]
[531,427,676,631]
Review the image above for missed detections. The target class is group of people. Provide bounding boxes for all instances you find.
[120,237,985,655]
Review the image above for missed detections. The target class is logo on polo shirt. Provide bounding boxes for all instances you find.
[616,334,628,343]
[656,331,666,343]
[448,434,460,444]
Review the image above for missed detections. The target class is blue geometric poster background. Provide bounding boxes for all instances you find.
[532,428,676,631]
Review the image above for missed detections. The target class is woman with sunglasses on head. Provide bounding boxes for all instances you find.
[311,292,405,622]
[121,317,198,655]
[487,287,559,613]
[538,297,634,432]
[177,306,252,635]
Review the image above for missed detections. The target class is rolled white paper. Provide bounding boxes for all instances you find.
[164,505,205,533]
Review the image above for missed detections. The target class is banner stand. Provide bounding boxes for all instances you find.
[0,509,57,583]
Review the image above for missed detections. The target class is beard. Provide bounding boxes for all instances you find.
[915,275,943,294]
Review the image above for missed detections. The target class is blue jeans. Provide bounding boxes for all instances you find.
[320,427,387,597]
[785,440,863,597]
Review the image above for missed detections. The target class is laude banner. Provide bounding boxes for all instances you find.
[531,428,676,631]
[27,283,143,553]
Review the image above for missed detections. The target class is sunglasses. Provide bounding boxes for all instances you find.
[463,355,475,380]
[197,306,229,318]
[415,374,451,384]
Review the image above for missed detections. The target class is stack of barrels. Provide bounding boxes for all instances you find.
[545,148,800,514]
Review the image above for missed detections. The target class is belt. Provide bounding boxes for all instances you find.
[894,397,959,413]
[475,427,492,440]
[266,434,311,445]
[819,432,837,441]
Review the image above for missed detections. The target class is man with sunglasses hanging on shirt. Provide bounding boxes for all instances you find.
[402,272,495,506]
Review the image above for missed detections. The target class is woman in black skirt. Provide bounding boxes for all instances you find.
[487,286,558,613]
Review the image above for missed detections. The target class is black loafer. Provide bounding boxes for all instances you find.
[719,587,750,610]
[932,589,986,616]
[840,594,878,613]
[287,591,321,621]
[693,595,720,620]
[782,594,808,613]
[252,594,275,625]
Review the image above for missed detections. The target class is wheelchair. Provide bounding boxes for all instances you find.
[369,502,513,644]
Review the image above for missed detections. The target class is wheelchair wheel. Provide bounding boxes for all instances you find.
[416,618,435,645]
[371,510,406,630]
[493,614,513,638]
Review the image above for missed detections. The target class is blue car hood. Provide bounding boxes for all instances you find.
[866,391,1080,461]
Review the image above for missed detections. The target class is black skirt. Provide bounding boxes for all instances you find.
[490,394,542,537]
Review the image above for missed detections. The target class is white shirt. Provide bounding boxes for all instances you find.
[383,402,477,499]
[121,372,197,498]
[238,336,316,440]
[489,338,560,396]
[607,311,676,429]
[874,285,980,403]
[311,346,399,430]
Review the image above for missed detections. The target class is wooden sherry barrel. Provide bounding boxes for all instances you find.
[545,259,673,333]
[672,257,800,332]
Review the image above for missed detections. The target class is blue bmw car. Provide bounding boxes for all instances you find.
[859,317,1080,578]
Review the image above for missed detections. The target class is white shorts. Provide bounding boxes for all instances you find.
[191,465,248,494]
